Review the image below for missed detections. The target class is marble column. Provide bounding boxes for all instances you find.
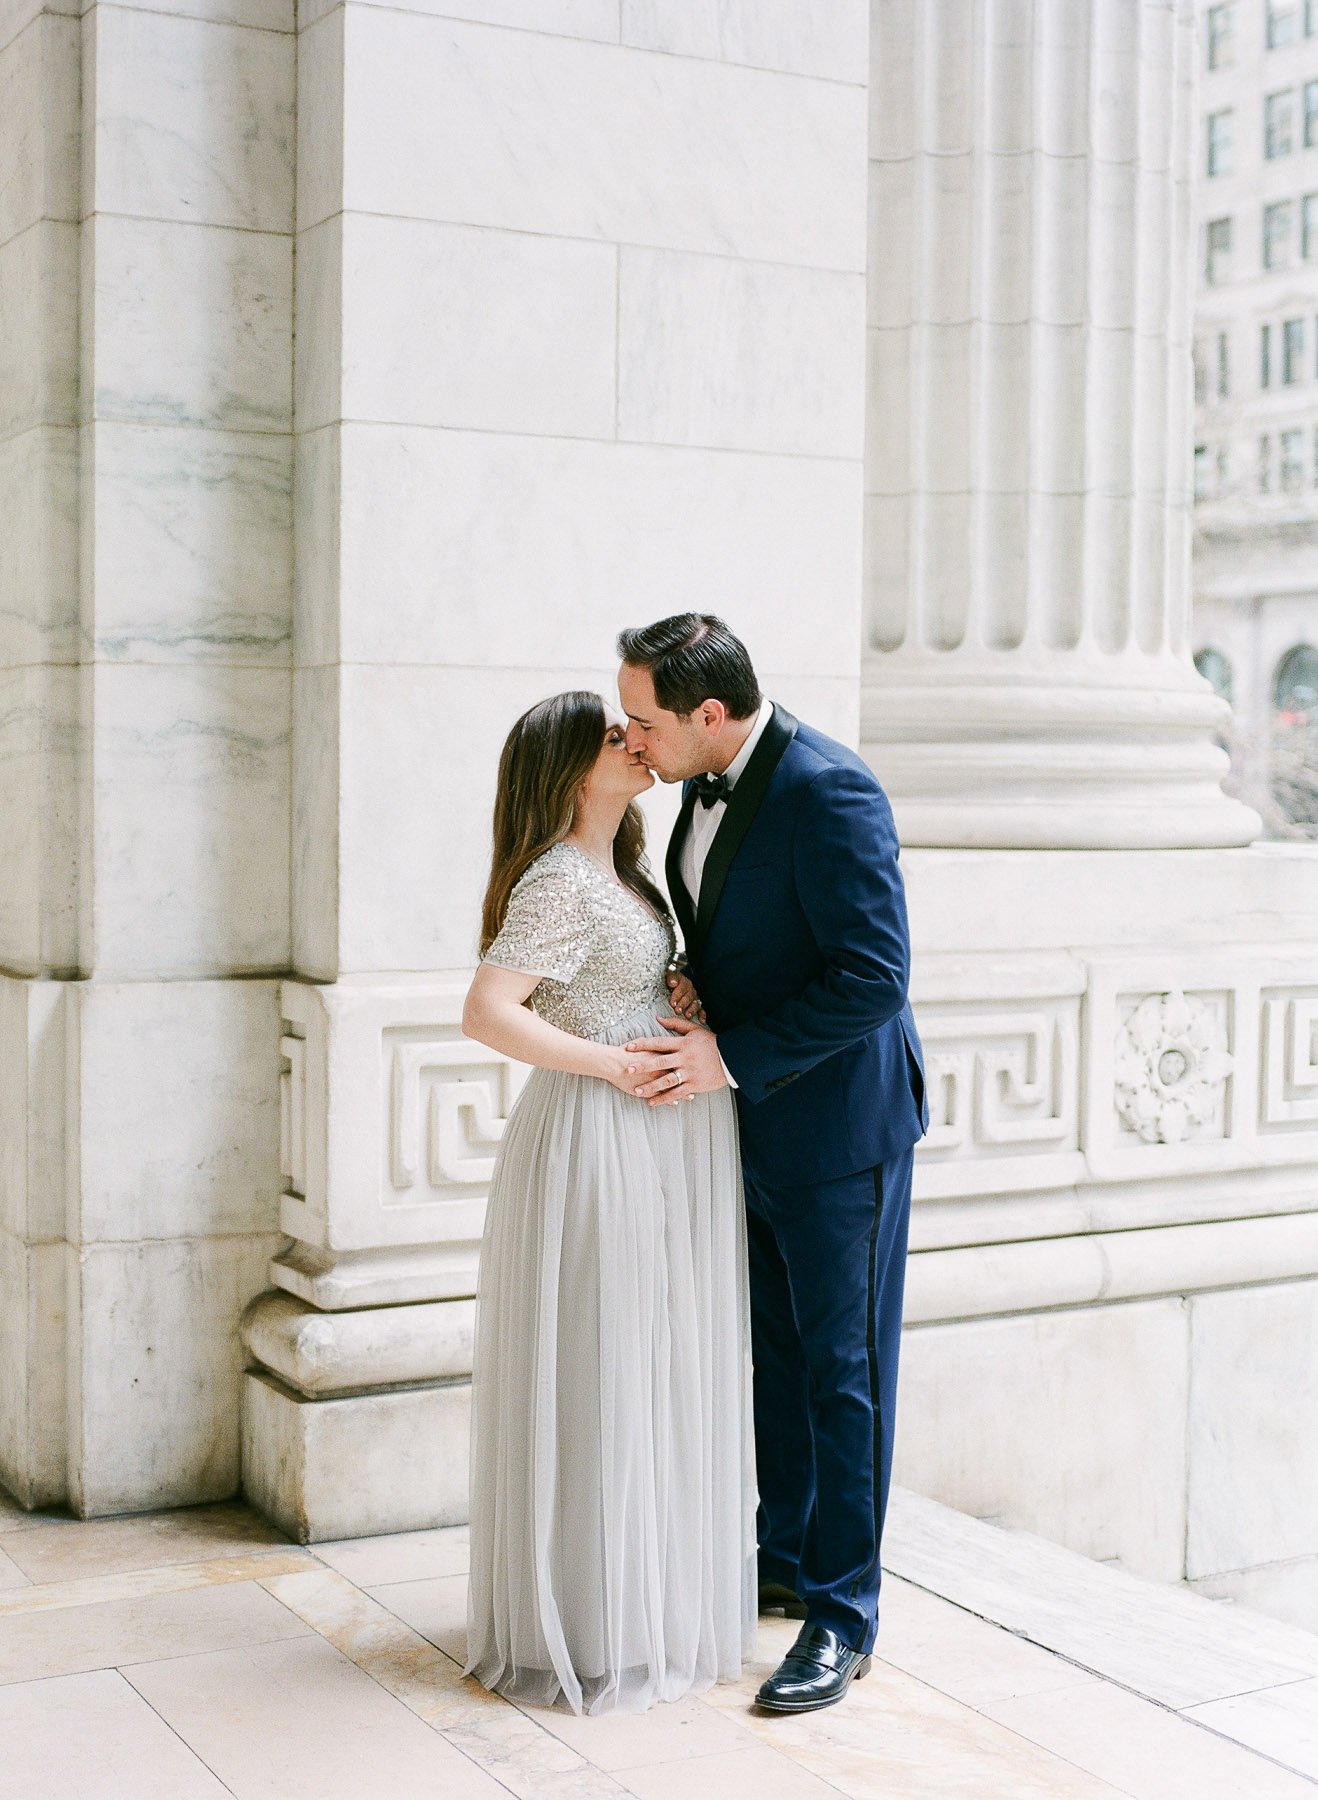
[861,0,1260,848]
[240,1,872,1540]
[1,0,294,1515]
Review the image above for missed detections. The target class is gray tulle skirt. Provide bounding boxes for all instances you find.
[464,1001,757,1715]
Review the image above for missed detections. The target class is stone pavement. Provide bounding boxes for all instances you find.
[0,1482,1314,1799]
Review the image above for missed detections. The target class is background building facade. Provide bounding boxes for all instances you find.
[3,0,1318,1633]
[1192,0,1318,832]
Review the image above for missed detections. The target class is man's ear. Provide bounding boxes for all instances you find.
[701,699,728,733]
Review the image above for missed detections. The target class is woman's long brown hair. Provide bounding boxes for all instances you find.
[480,690,671,954]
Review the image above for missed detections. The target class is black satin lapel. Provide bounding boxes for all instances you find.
[666,783,698,949]
[692,704,798,953]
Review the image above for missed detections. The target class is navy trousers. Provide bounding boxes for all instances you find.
[744,1147,914,1655]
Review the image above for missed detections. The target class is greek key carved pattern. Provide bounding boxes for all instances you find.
[279,1032,306,1197]
[920,1009,1077,1159]
[1259,989,1318,1130]
[388,1035,528,1196]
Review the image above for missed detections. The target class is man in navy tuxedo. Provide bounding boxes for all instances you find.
[617,614,927,1714]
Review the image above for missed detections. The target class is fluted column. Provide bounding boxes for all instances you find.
[862,0,1259,848]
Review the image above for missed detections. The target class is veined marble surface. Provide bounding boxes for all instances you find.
[3,1492,1313,1797]
[85,6,294,233]
[85,422,292,665]
[332,9,867,270]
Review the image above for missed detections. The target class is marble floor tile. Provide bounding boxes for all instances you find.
[261,1566,491,1729]
[884,1486,1318,1708]
[0,1547,316,1619]
[0,1667,229,1800]
[312,1522,469,1586]
[0,1574,312,1683]
[615,1742,849,1798]
[124,1632,508,1799]
[262,1565,624,1796]
[878,1575,1096,1708]
[1185,1678,1318,1783]
[701,1621,1128,1800]
[515,1689,759,1771]
[989,1675,1318,1798]
[0,1498,286,1583]
[366,1569,467,1661]
[0,1545,29,1590]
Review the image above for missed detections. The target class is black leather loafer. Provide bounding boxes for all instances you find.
[758,1579,807,1619]
[755,1624,871,1713]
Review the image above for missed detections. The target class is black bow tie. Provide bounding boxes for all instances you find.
[694,771,732,809]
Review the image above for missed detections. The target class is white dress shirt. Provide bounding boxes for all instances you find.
[679,696,774,907]
[677,696,774,1093]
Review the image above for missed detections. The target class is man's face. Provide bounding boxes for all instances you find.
[618,663,725,783]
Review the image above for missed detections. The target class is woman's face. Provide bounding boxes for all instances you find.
[577,701,655,815]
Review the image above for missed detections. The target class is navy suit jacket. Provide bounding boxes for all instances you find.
[666,704,927,1188]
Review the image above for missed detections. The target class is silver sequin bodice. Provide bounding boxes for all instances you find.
[483,842,676,1038]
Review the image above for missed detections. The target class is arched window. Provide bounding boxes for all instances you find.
[1271,644,1318,838]
[1194,646,1234,704]
[1274,644,1318,724]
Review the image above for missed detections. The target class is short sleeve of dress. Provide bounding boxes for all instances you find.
[482,852,593,984]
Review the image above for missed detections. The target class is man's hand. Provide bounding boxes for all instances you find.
[622,1017,728,1105]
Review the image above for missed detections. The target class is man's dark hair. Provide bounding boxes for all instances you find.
[617,613,761,719]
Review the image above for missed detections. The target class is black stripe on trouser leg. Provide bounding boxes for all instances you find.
[850,1161,885,1604]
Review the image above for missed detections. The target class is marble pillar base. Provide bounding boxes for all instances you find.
[241,1370,470,1543]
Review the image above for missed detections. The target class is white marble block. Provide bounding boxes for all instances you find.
[87,665,290,977]
[83,5,294,233]
[894,1300,1192,1582]
[69,979,284,1242]
[242,1371,470,1542]
[68,1233,282,1516]
[0,1233,66,1508]
[83,423,292,665]
[1186,1280,1318,1580]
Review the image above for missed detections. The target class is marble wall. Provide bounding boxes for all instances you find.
[0,0,295,1512]
[292,1,871,979]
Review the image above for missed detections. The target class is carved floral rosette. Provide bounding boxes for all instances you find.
[1113,990,1234,1146]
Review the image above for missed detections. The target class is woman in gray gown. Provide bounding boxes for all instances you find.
[461,690,756,1716]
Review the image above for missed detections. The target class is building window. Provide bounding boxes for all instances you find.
[1283,317,1305,383]
[1304,195,1318,259]
[1194,347,1207,406]
[1195,648,1234,704]
[1208,109,1235,175]
[1216,444,1231,491]
[1275,645,1318,722]
[1260,434,1273,491]
[1309,0,1318,34]
[1265,91,1294,158]
[1269,1,1300,46]
[1194,444,1211,498]
[1217,331,1231,397]
[1208,4,1236,65]
[1206,216,1233,283]
[1264,199,1293,267]
[1281,427,1306,488]
[1261,322,1273,388]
